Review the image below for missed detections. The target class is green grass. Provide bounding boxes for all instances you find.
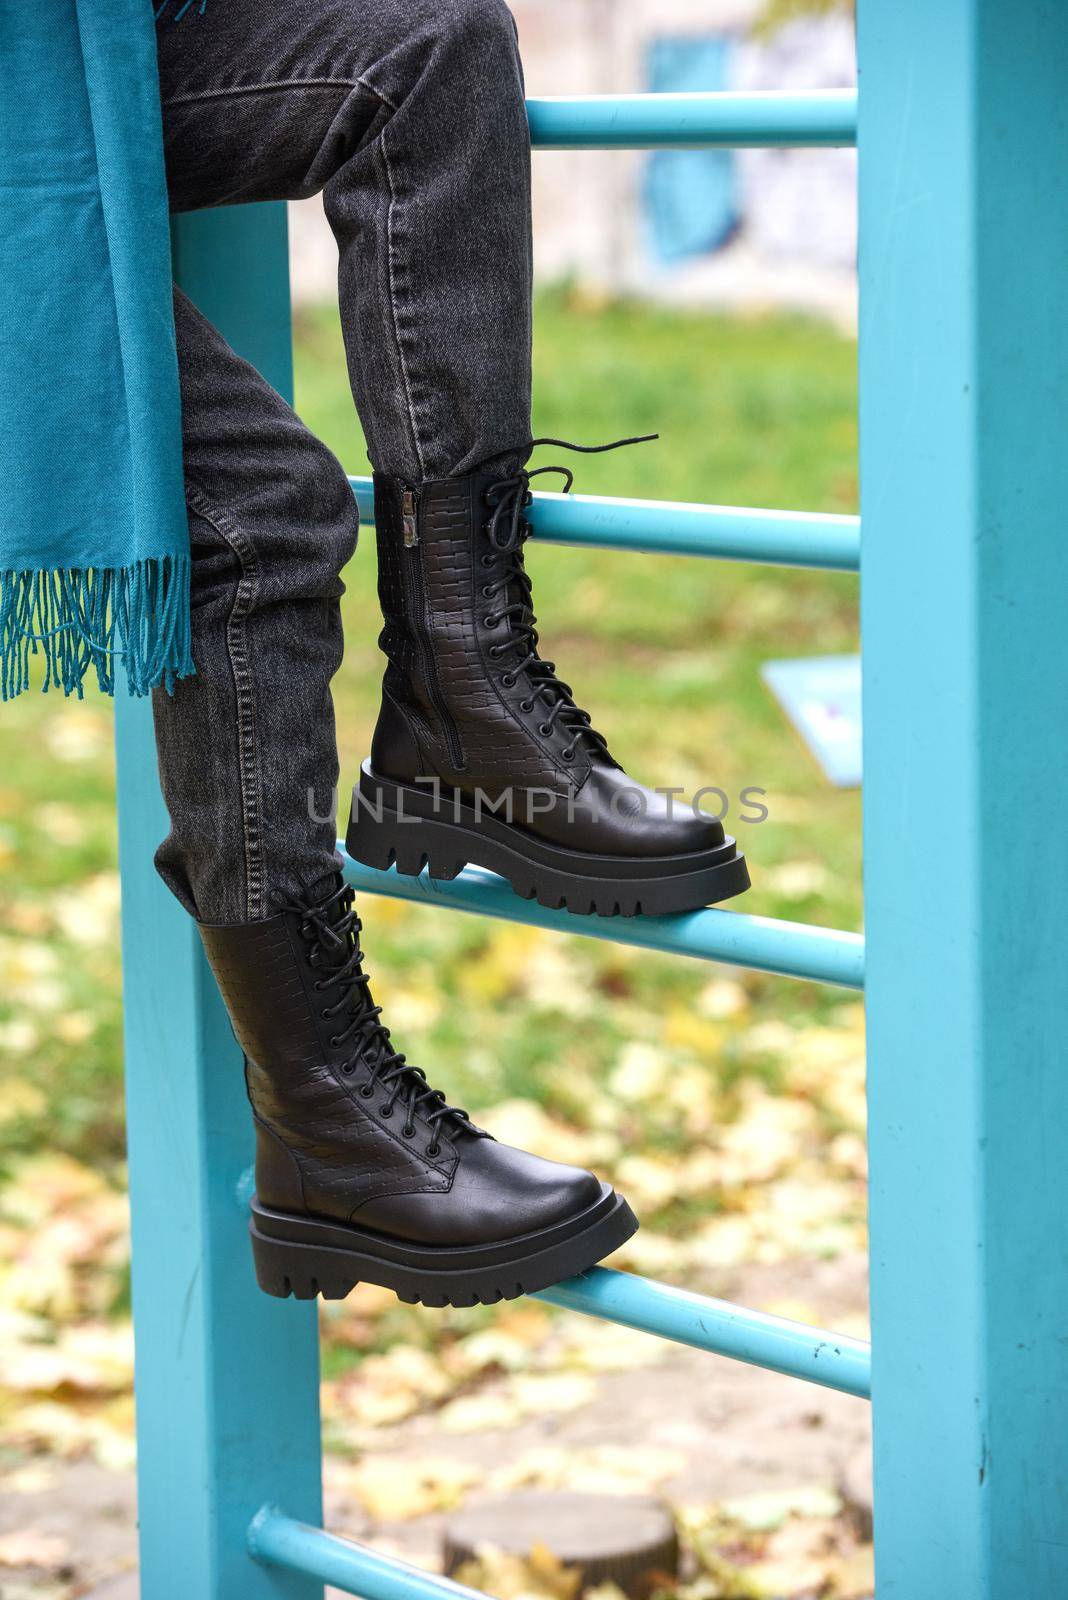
[0,289,860,1183]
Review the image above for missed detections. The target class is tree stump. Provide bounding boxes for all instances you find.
[442,1491,679,1600]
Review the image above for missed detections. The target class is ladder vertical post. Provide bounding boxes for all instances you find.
[859,3,1068,1593]
[117,204,323,1600]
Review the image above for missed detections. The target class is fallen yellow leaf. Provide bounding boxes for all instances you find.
[345,1456,482,1521]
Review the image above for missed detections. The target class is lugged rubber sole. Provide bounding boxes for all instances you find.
[346,762,751,918]
[250,1183,638,1307]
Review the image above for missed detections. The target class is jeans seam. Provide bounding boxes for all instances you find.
[163,77,366,108]
[355,73,398,114]
[165,73,397,114]
[380,126,427,482]
[186,483,266,923]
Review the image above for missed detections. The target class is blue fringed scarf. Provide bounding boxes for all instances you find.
[0,0,193,700]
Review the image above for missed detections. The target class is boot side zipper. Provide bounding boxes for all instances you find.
[401,489,467,772]
[402,488,419,547]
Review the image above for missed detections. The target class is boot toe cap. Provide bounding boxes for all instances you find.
[650,797,726,855]
[351,1138,605,1246]
[580,769,727,858]
[485,1143,605,1236]
[445,1139,605,1242]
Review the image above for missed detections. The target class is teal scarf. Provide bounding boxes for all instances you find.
[0,0,192,700]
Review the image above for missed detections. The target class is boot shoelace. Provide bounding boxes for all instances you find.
[274,881,472,1153]
[481,434,657,760]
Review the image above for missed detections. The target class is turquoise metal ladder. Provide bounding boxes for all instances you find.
[115,7,1068,1595]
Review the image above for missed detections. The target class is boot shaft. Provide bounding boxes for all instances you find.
[198,888,465,1218]
[196,886,637,1288]
[372,471,591,791]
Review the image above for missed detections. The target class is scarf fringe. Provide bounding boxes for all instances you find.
[0,557,195,702]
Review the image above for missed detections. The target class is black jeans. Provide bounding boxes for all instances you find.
[150,0,532,923]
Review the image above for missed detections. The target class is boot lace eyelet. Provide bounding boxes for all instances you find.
[359,1084,374,1098]
[328,1034,341,1048]
[562,746,575,761]
[427,1142,441,1158]
[403,1122,415,1139]
[488,644,504,658]
[340,1062,354,1075]
[520,697,534,713]
[379,1103,394,1117]
[539,722,552,737]
[502,673,516,688]
[480,553,494,567]
[483,613,498,628]
[481,585,494,598]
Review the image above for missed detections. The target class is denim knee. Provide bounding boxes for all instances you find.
[420,0,521,73]
[307,441,360,581]
[260,435,360,607]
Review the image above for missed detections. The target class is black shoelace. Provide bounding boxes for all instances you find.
[273,881,471,1153]
[480,434,657,759]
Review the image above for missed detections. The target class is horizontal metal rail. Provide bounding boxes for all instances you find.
[250,1508,484,1600]
[349,479,859,572]
[535,1267,871,1398]
[526,91,858,149]
[341,854,865,990]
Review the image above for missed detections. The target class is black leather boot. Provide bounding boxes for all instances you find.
[346,463,750,917]
[199,876,637,1306]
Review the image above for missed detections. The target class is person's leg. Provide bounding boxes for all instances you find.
[152,289,356,925]
[160,285,635,1303]
[153,0,534,916]
[155,0,747,924]
[156,0,531,483]
[150,2,637,1302]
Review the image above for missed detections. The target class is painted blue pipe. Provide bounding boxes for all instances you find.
[526,91,858,150]
[535,1267,871,1399]
[349,479,859,572]
[341,855,865,990]
[249,1508,487,1600]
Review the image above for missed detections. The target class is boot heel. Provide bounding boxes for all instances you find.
[390,832,464,880]
[250,1227,298,1296]
[346,790,467,883]
[250,1225,355,1301]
